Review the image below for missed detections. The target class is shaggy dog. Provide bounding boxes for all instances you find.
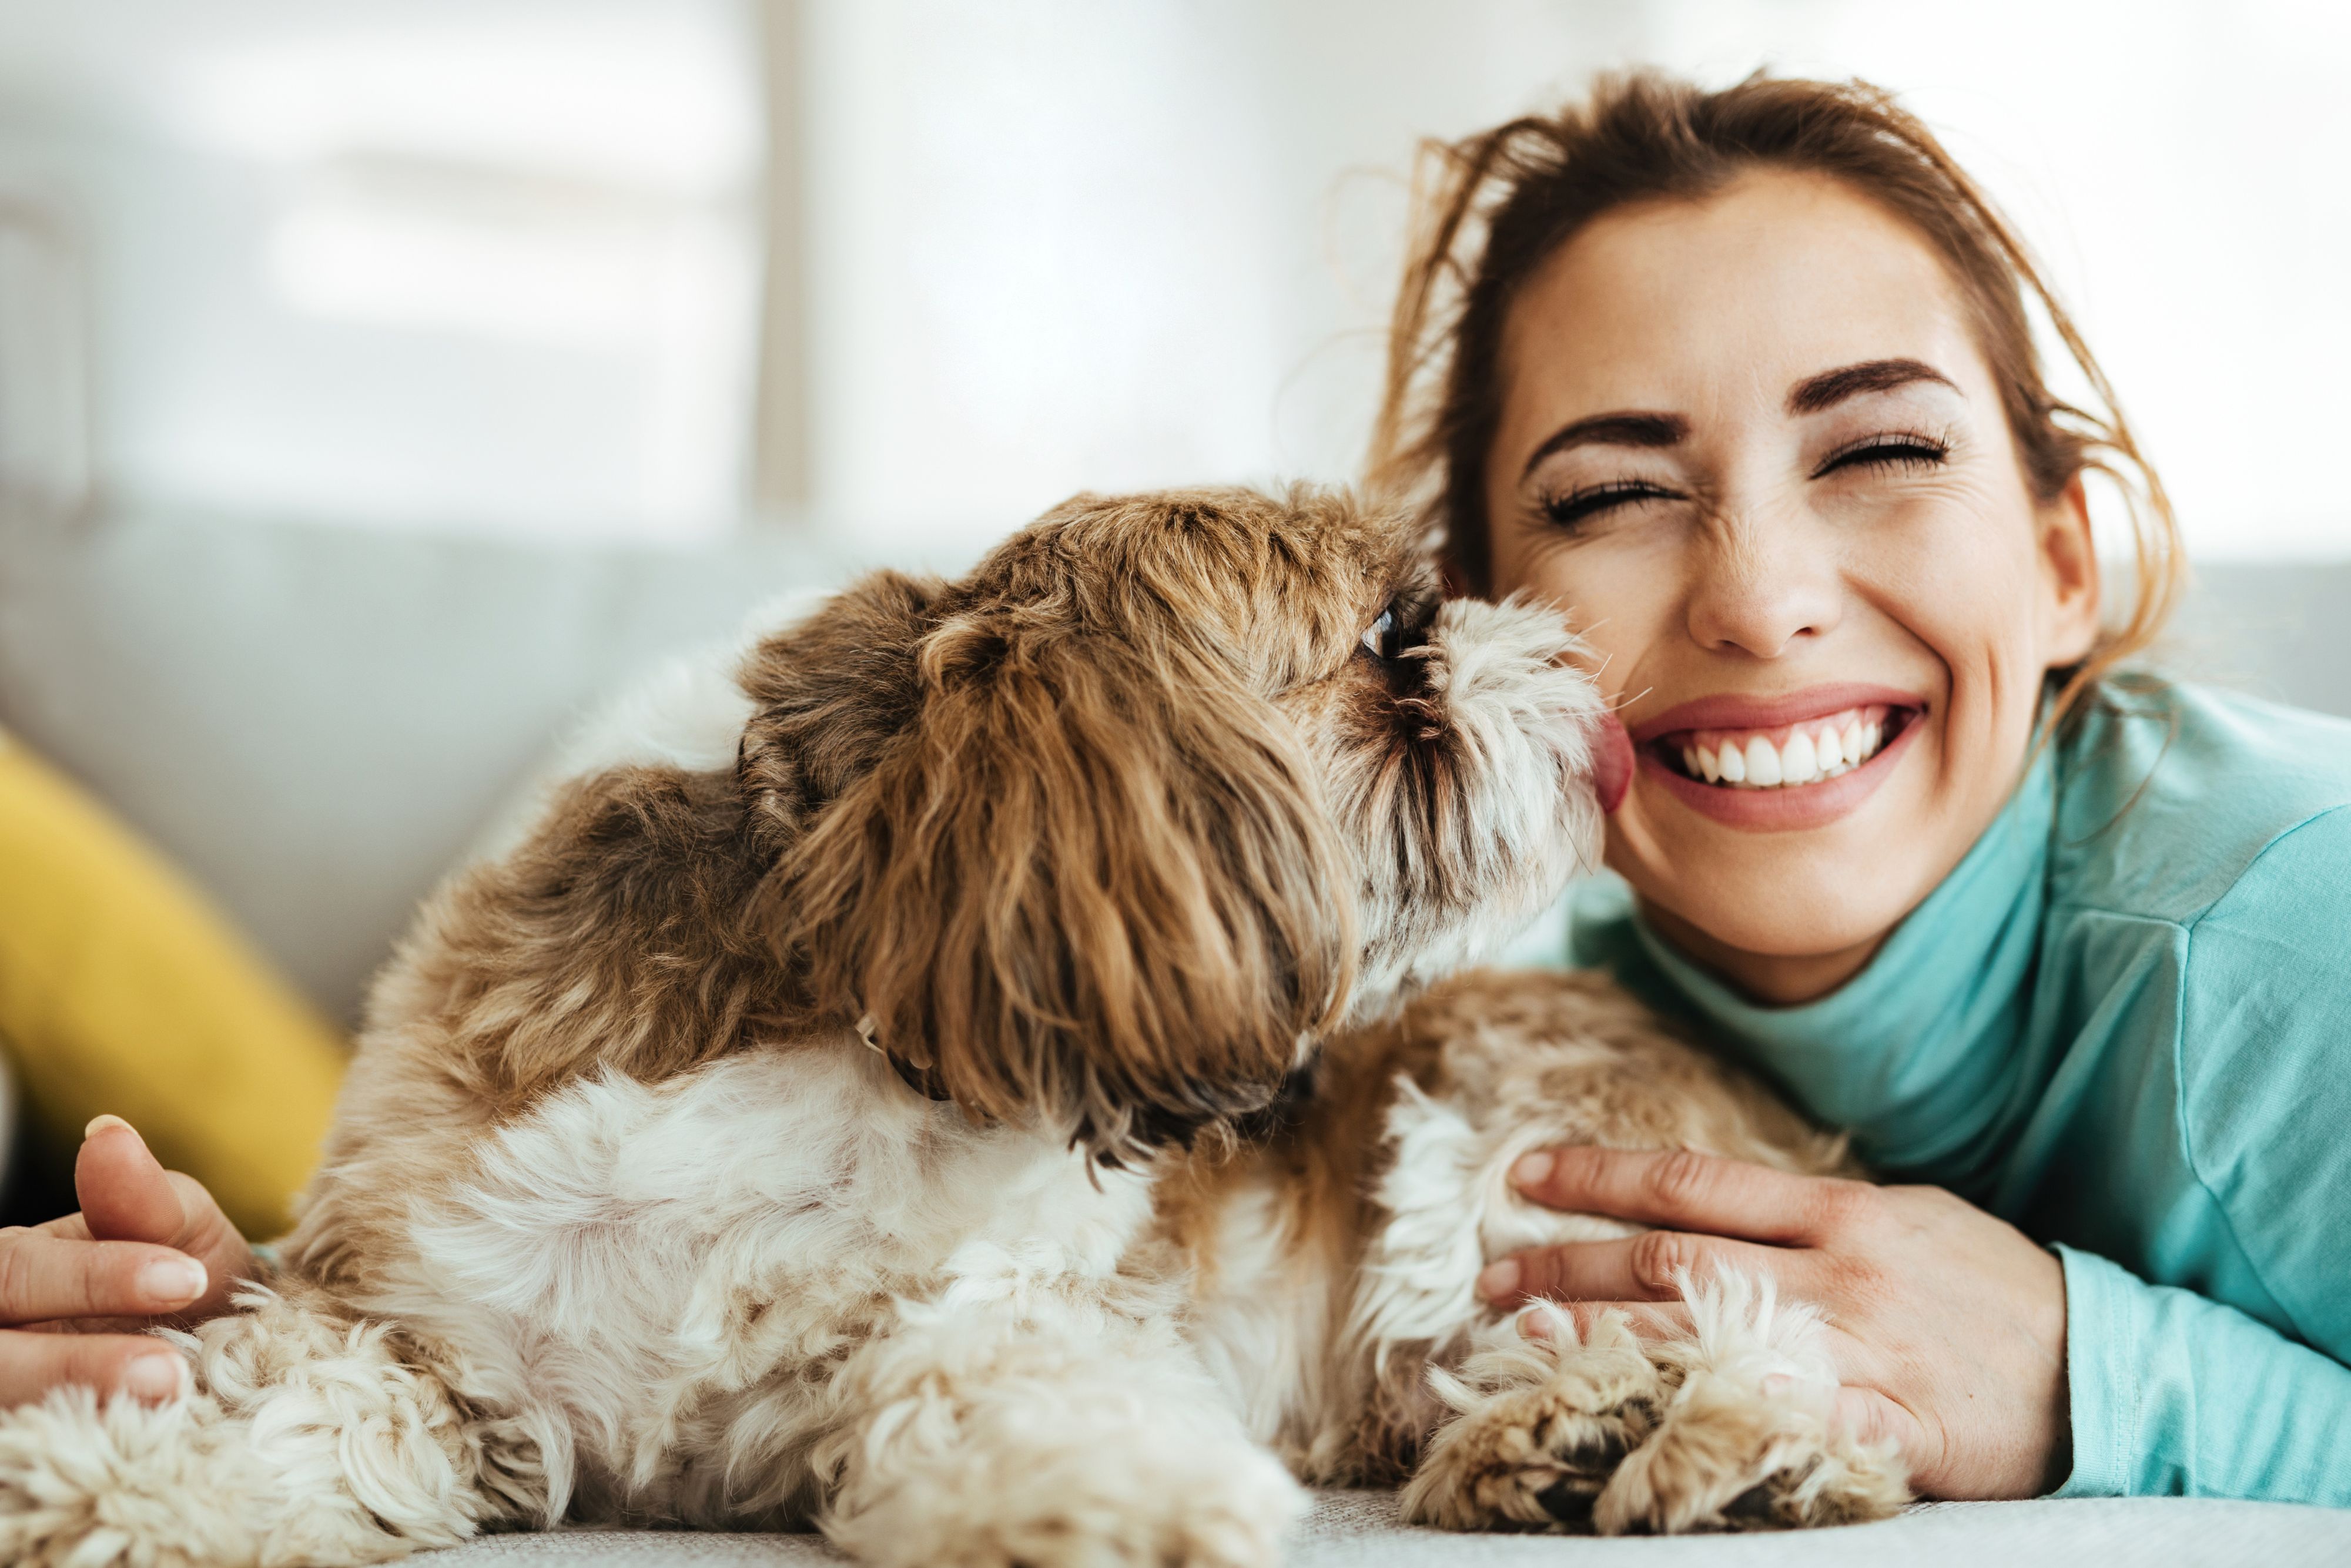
[0,487,1903,1566]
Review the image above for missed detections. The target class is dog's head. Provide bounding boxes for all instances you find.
[741,486,1607,1159]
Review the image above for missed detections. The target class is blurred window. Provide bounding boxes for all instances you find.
[0,0,761,542]
[797,0,2351,564]
[2,1,2343,561]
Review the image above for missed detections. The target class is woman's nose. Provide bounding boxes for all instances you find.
[1682,518,1843,659]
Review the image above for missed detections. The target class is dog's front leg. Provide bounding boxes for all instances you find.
[1591,1273,1908,1533]
[1401,1276,1910,1535]
[0,1286,515,1567]
[1398,1309,1666,1531]
[815,1288,1304,1568]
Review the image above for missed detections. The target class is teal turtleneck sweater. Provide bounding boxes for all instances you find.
[1564,680,2351,1503]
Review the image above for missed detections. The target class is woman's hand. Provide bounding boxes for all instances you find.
[0,1116,257,1407]
[1477,1145,2069,1500]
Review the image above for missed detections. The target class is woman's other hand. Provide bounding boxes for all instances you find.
[0,1115,257,1406]
[1478,1145,2069,1500]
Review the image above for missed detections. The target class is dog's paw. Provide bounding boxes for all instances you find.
[833,1434,1302,1568]
[1399,1314,1663,1532]
[1592,1366,1907,1533]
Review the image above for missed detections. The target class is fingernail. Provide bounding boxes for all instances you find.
[84,1114,135,1141]
[122,1352,186,1402]
[1476,1259,1521,1302]
[138,1257,207,1305]
[1510,1151,1554,1190]
[1518,1308,1554,1341]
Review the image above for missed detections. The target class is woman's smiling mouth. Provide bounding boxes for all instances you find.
[1667,703,1894,788]
[1629,684,1929,830]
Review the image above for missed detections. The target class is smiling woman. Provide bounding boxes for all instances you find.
[1485,168,2113,999]
[1371,73,2351,1509]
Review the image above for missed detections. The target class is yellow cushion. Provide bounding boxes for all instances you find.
[0,729,344,1237]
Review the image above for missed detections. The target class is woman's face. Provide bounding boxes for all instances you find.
[1486,169,2099,1002]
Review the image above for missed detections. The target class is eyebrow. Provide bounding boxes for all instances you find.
[1786,357,1957,414]
[1518,411,1690,480]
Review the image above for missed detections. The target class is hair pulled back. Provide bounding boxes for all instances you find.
[1367,71,2182,726]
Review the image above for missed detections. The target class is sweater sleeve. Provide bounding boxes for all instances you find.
[2053,1246,2351,1501]
[2057,806,2351,1502]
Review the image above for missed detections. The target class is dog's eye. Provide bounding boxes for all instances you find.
[1359,605,1401,661]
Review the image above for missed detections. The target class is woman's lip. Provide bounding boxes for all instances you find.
[1637,709,1924,832]
[1628,684,1928,745]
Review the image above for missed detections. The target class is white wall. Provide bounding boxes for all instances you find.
[4,2,2345,562]
[798,0,2351,566]
[0,0,761,543]
[796,0,1633,563]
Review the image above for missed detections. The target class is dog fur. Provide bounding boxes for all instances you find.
[0,487,1904,1566]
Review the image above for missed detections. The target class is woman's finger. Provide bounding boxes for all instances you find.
[1509,1145,1867,1244]
[68,1117,256,1326]
[0,1329,186,1409]
[0,1230,209,1325]
[75,1118,191,1247]
[1478,1229,1798,1306]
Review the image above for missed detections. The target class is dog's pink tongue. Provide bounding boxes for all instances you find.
[1592,712,1633,813]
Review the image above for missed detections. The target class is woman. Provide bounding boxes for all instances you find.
[1368,73,2351,1505]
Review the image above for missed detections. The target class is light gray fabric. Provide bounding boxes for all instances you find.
[0,505,849,1022]
[414,1491,2351,1566]
[2159,560,2351,718]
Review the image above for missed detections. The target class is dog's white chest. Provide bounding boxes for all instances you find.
[391,1043,1153,1476]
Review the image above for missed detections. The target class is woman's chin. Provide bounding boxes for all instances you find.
[1610,726,1960,982]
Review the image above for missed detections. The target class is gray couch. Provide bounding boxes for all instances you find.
[422,1491,2349,1566]
[2,502,2348,1563]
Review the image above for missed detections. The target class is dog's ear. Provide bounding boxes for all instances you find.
[779,599,1357,1160]
[416,573,947,1105]
[735,569,946,842]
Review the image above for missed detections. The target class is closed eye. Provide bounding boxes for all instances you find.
[1540,479,1680,531]
[1811,433,1950,479]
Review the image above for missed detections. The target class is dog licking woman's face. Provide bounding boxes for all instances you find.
[753,486,1609,1161]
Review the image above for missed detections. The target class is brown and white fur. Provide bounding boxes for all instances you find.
[1167,970,1904,1534]
[0,487,1902,1567]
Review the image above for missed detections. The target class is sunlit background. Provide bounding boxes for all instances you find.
[2,0,2349,560]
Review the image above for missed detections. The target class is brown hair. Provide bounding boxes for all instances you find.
[1367,71,2183,729]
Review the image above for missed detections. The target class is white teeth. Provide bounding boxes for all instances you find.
[1677,706,1900,789]
[1780,730,1818,784]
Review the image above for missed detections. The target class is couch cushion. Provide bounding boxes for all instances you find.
[2162,561,2351,718]
[0,507,849,1022]
[410,1490,2350,1566]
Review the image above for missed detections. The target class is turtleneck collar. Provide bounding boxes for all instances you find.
[1606,745,2057,1196]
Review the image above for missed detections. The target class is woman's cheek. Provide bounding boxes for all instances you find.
[1854,498,2052,810]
